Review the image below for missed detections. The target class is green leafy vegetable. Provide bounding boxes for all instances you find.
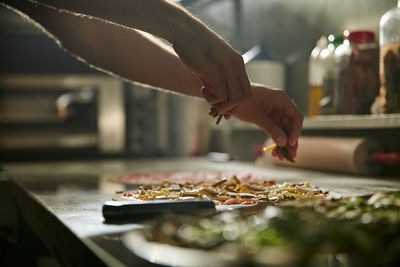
[277,145,295,163]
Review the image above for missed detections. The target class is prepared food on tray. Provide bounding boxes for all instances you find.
[121,175,328,206]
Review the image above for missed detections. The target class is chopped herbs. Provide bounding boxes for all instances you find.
[277,145,295,163]
[208,107,223,125]
[145,192,400,266]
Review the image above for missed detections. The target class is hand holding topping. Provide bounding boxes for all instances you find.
[173,23,251,113]
[226,84,303,161]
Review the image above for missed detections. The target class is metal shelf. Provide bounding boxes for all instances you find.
[303,114,400,130]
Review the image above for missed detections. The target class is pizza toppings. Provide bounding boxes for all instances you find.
[264,143,295,163]
[117,171,259,185]
[276,146,295,163]
[209,106,223,125]
[121,176,328,205]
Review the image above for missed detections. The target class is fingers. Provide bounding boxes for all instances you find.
[288,119,303,147]
[270,142,297,162]
[200,76,245,118]
[198,71,229,105]
[203,89,225,125]
[238,60,252,99]
[287,142,298,159]
[216,72,243,114]
[268,107,301,162]
[198,77,218,104]
[269,92,302,149]
[271,149,284,161]
[259,117,288,147]
[208,53,250,107]
[212,86,239,115]
[207,75,227,105]
[173,31,250,109]
[201,86,215,103]
[286,106,304,147]
[199,75,245,114]
[197,56,250,112]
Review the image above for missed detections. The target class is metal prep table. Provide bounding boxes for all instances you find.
[1,158,400,267]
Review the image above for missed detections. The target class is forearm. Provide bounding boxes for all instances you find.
[27,0,252,109]
[2,1,203,97]
[29,0,202,44]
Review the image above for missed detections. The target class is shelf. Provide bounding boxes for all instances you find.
[0,113,62,124]
[303,114,400,130]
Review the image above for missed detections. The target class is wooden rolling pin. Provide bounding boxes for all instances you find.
[261,137,385,175]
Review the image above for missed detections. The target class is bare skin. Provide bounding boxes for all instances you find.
[203,85,303,159]
[1,0,303,159]
[14,0,252,113]
[3,1,203,96]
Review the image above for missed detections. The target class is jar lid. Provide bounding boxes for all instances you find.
[328,34,344,47]
[346,30,375,44]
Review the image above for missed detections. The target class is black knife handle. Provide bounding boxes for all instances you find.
[102,200,216,222]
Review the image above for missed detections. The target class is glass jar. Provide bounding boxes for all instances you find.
[335,30,379,114]
[379,0,400,113]
[308,36,328,116]
[320,34,343,115]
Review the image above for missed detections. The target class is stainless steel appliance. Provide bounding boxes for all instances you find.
[0,74,210,161]
[0,74,125,160]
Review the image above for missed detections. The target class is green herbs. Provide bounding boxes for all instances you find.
[276,146,295,163]
[264,144,295,163]
[209,107,223,125]
[145,192,400,266]
[209,109,294,165]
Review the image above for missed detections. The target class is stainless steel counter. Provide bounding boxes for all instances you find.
[2,158,400,266]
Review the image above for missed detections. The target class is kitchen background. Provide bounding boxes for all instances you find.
[0,0,399,164]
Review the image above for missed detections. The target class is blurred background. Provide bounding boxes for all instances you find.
[0,0,398,162]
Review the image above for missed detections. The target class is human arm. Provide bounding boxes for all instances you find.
[1,0,203,97]
[1,1,302,159]
[27,0,252,111]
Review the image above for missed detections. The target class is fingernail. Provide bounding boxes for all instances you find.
[276,136,285,146]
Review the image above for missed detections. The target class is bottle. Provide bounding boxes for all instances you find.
[308,36,328,116]
[320,34,344,115]
[379,0,400,113]
[335,30,379,114]
[243,44,285,90]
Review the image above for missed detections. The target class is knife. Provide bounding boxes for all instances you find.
[102,200,216,222]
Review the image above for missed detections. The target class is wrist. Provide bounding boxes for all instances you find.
[230,84,265,122]
[157,0,204,45]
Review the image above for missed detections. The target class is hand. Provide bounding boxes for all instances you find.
[172,23,251,113]
[213,84,304,160]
